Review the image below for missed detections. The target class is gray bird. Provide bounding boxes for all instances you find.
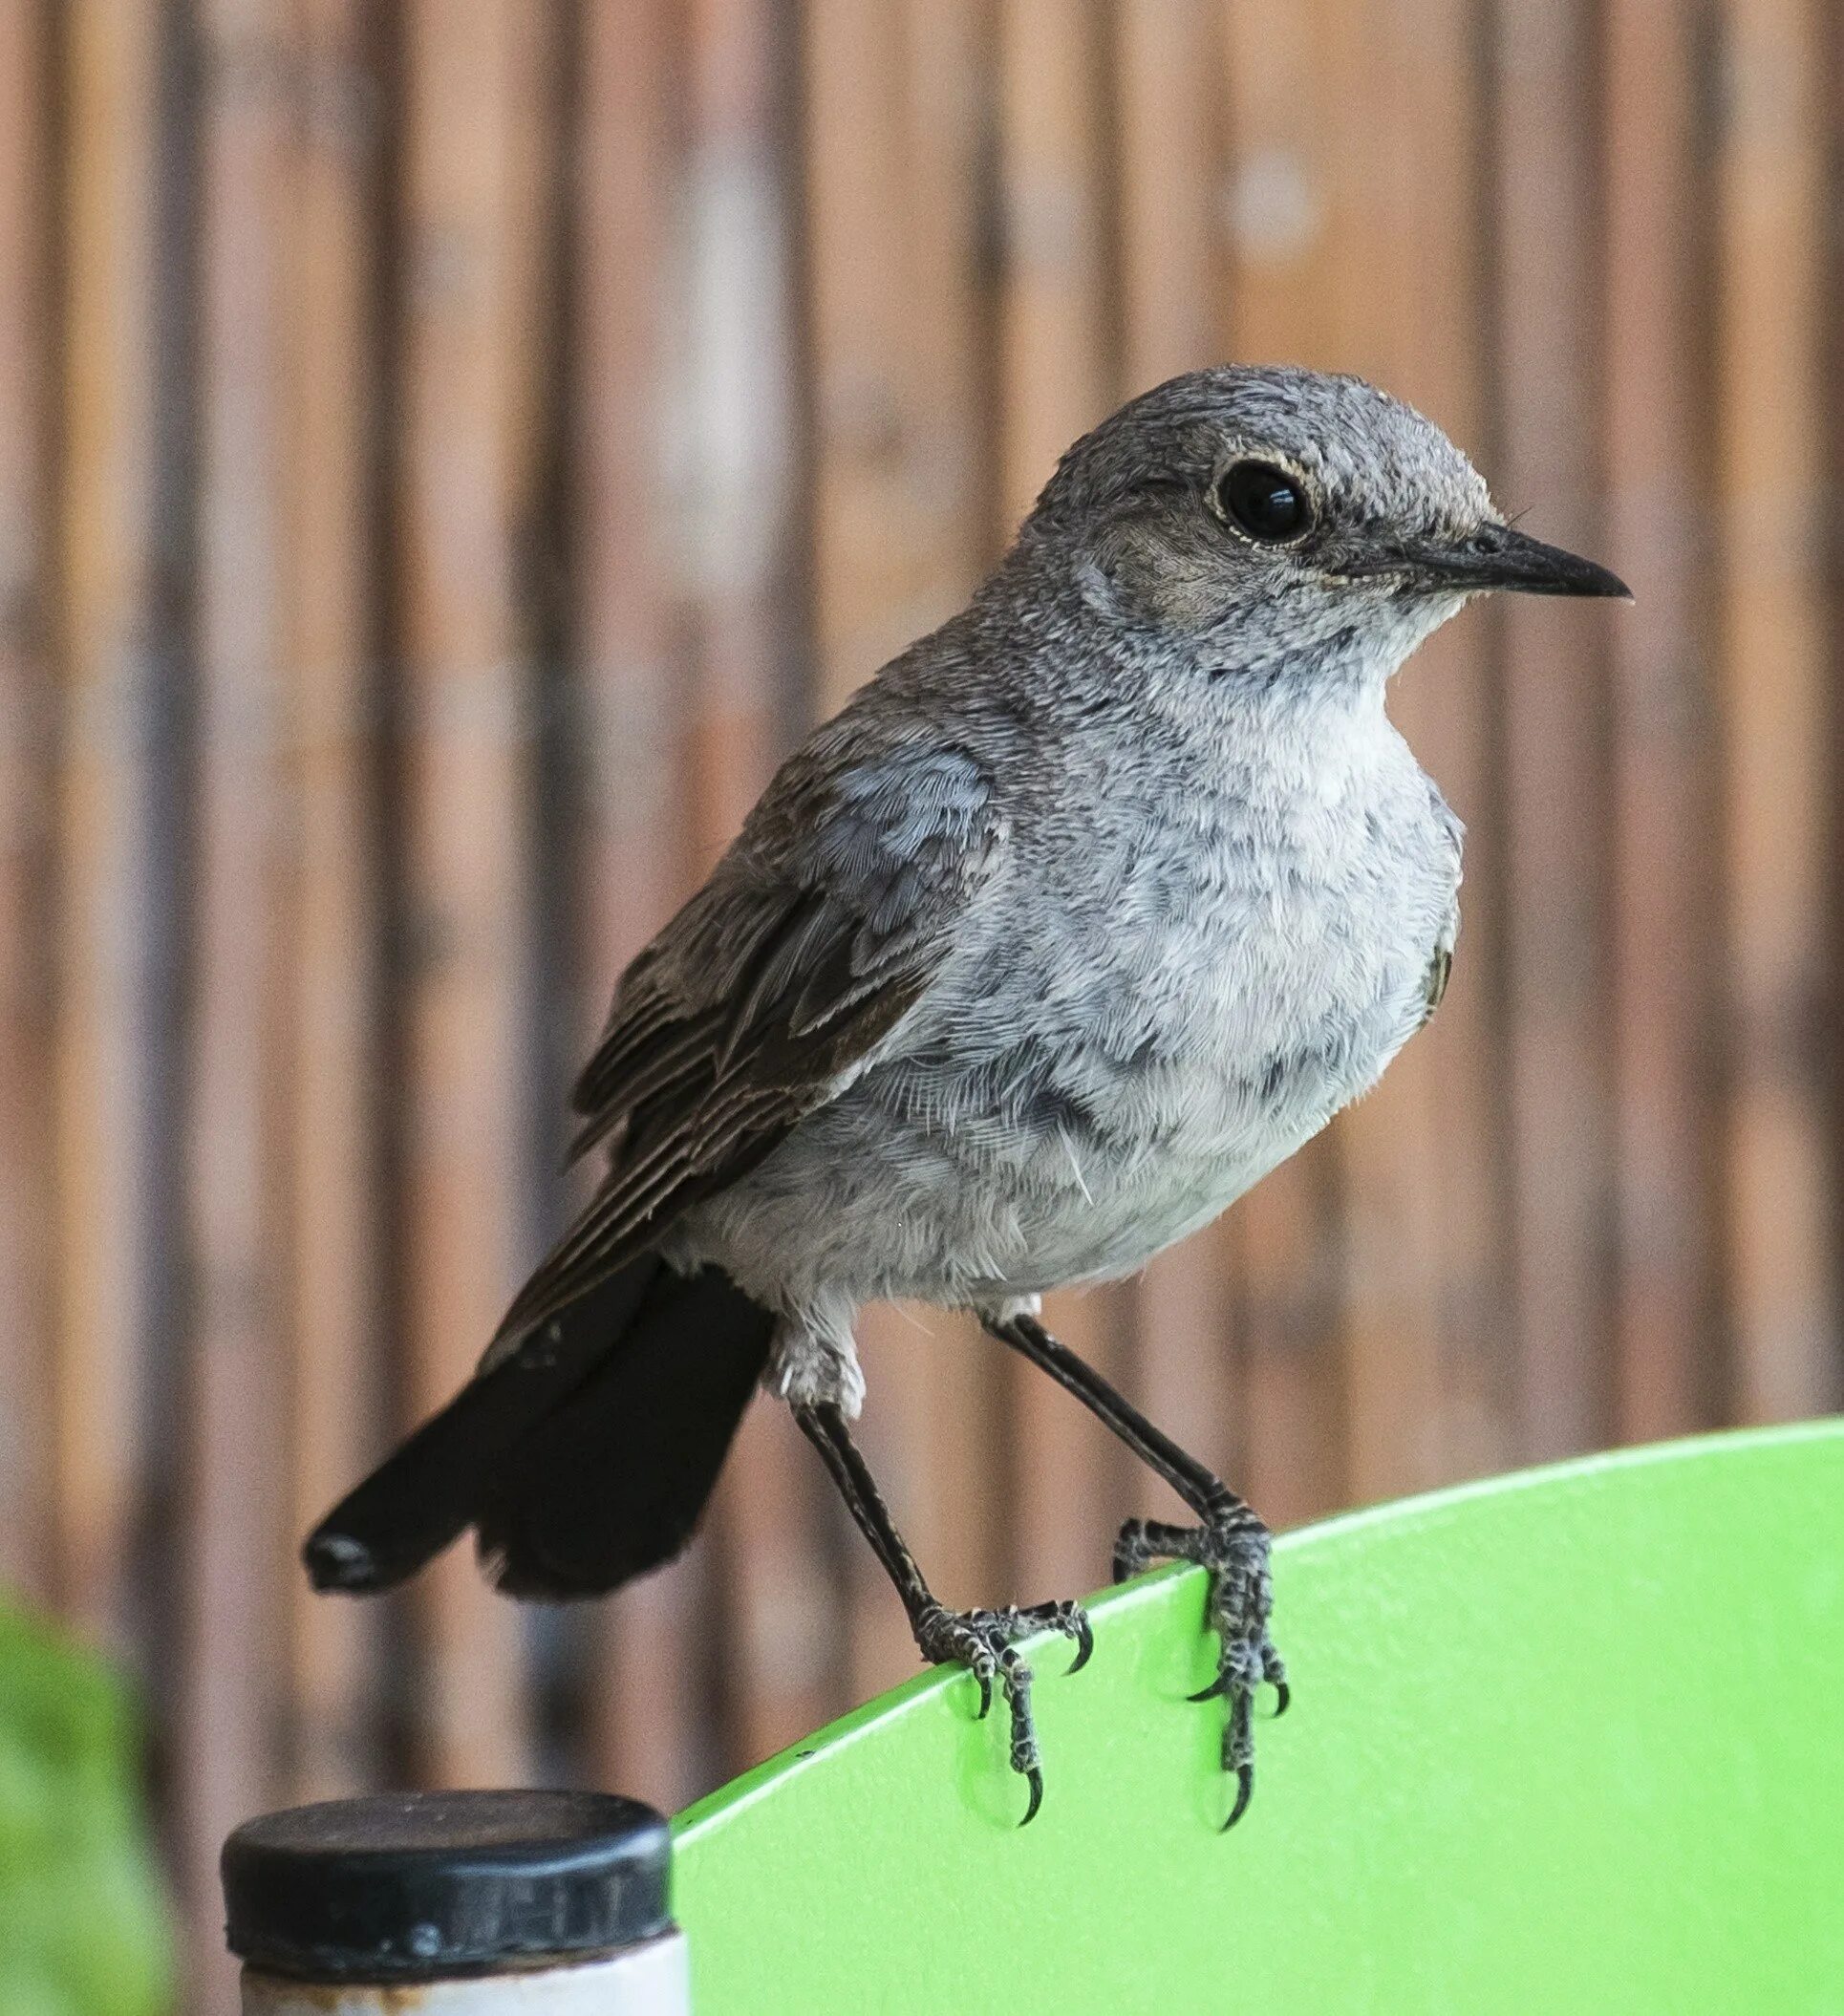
[307,365,1628,1826]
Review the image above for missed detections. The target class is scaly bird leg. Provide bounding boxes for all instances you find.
[981,1311,1287,1829]
[793,1402,1089,1825]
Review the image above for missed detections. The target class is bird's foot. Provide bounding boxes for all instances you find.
[914,1598,1092,1826]
[1113,1510,1287,1828]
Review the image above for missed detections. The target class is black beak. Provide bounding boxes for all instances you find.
[1403,522,1632,600]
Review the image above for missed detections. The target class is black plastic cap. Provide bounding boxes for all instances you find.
[222,1790,673,1983]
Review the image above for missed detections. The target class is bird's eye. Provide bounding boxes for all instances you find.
[1212,460,1314,545]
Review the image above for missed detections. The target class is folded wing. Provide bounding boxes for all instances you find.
[485,735,1008,1359]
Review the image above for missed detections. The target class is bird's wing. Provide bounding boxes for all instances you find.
[483,735,1005,1360]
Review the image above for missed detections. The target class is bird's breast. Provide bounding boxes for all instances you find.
[913,736,1464,1287]
[681,733,1464,1308]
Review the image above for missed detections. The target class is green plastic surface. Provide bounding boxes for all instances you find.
[0,1601,172,2016]
[674,1422,1844,2014]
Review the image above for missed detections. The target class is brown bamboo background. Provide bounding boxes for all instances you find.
[3,2,1840,2005]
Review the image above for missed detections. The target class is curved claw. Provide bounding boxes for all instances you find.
[1188,1669,1233,1704]
[971,1667,994,1721]
[1267,1678,1291,1718]
[1220,1764,1254,1833]
[1064,1614,1095,1675]
[1018,1765,1044,1828]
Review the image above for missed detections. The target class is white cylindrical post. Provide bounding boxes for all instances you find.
[223,1790,689,2014]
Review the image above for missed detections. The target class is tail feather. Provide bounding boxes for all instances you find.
[479,1265,773,1596]
[303,1257,773,1600]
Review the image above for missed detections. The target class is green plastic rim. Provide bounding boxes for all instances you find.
[674,1421,1844,2014]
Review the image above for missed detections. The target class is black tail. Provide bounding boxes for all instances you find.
[303,1258,775,1600]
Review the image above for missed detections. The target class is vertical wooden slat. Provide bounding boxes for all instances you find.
[1218,0,1351,1525]
[1489,0,1615,1462]
[995,0,1134,1603]
[1229,1165,1344,1527]
[883,0,1002,1641]
[801,0,933,1705]
[1115,0,1219,396]
[1603,0,1714,1442]
[0,0,52,1601]
[1323,0,1441,1508]
[897,0,997,636]
[570,0,706,1812]
[1113,0,1244,1505]
[995,0,1113,535]
[395,1,552,1789]
[1712,0,1838,1421]
[1218,0,1345,373]
[179,7,293,2002]
[283,0,383,1802]
[1334,0,1504,1500]
[803,1,922,681]
[801,0,999,1705]
[677,0,796,844]
[1389,0,1508,1490]
[680,0,826,1774]
[53,0,165,1641]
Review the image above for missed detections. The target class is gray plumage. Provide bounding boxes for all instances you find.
[315,363,1628,1827]
[504,368,1527,1402]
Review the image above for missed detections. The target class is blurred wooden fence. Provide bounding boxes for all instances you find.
[1,1,1838,2005]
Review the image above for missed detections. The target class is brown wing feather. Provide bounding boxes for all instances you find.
[484,733,1007,1364]
[492,934,924,1349]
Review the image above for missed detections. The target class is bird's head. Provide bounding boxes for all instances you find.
[1021,364,1628,690]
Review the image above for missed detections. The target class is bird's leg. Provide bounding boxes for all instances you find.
[793,1402,1089,1825]
[982,1310,1286,1828]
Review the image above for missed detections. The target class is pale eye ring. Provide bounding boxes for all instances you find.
[1212,460,1315,545]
